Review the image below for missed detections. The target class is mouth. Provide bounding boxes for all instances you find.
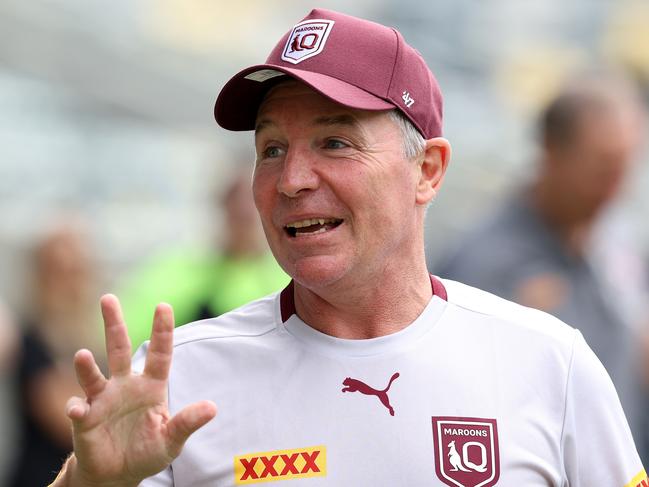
[284,217,344,237]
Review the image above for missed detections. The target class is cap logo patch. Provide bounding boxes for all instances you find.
[402,90,415,108]
[281,19,335,65]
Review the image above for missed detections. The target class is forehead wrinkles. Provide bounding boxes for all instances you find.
[255,81,313,133]
[255,80,377,136]
[255,104,368,139]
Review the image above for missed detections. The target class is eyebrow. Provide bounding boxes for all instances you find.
[255,113,361,136]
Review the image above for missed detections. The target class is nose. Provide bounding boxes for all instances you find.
[276,146,319,198]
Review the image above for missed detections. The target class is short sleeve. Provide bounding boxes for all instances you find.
[562,331,646,486]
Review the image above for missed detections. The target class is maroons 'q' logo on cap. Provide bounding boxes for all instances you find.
[432,417,500,487]
[281,19,335,64]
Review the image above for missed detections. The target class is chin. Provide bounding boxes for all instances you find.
[288,255,350,290]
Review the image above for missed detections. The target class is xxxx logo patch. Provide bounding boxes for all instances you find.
[234,445,326,484]
[625,469,649,487]
[432,417,500,487]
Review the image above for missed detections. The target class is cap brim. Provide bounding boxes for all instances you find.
[214,64,395,131]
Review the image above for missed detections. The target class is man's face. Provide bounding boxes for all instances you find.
[549,104,642,220]
[253,81,423,289]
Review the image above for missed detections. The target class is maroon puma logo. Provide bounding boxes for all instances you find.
[341,372,400,416]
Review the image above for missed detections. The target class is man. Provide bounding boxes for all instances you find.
[52,9,646,486]
[435,76,649,462]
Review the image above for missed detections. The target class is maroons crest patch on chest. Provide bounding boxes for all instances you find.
[432,417,500,487]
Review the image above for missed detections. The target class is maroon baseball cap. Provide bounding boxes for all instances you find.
[214,8,443,139]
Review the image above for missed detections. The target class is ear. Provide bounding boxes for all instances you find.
[416,137,451,205]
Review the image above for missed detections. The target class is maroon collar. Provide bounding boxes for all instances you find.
[280,280,296,323]
[280,274,447,323]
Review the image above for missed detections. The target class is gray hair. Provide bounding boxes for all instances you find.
[387,109,427,160]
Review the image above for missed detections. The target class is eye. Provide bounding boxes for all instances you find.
[261,145,284,159]
[323,138,348,150]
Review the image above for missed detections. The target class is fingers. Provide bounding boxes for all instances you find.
[166,400,217,458]
[74,349,108,399]
[101,294,132,377]
[66,395,90,423]
[143,303,175,381]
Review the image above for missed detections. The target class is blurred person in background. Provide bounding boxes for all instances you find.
[0,298,18,373]
[435,72,649,462]
[120,168,289,349]
[8,221,105,486]
[0,298,18,485]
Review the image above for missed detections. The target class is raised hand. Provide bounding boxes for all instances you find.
[60,294,217,486]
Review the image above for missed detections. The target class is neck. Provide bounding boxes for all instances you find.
[530,180,594,257]
[292,253,432,339]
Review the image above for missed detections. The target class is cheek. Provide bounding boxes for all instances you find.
[252,174,285,243]
[252,173,273,213]
[379,165,418,207]
[360,180,413,234]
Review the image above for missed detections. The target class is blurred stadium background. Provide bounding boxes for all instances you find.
[1,0,649,479]
[2,0,649,300]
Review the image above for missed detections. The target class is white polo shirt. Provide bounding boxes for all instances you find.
[135,278,646,486]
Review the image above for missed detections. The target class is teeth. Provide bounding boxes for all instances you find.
[287,218,338,229]
[296,227,328,235]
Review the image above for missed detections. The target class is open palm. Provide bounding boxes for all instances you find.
[65,295,217,486]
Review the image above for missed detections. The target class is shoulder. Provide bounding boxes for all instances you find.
[132,292,282,369]
[440,277,577,349]
[171,292,281,349]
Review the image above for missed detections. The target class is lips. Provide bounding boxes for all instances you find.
[285,217,343,237]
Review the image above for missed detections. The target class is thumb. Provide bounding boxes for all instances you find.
[166,401,217,458]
